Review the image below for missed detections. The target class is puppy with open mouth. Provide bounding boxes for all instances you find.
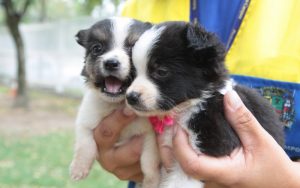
[126,21,285,188]
[70,17,161,188]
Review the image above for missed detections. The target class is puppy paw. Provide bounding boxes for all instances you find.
[69,160,90,181]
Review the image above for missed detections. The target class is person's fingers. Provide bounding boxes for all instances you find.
[224,90,267,148]
[172,126,224,180]
[157,134,174,171]
[97,135,143,172]
[94,107,136,150]
[113,163,143,181]
[111,136,143,167]
[173,126,245,182]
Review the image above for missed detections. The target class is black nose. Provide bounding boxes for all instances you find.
[126,92,141,106]
[104,59,120,71]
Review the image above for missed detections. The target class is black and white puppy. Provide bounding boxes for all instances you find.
[126,21,285,188]
[70,17,160,188]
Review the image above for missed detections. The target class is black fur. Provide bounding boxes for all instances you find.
[147,22,284,156]
[147,22,228,110]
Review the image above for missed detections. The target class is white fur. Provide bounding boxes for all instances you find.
[158,101,206,188]
[101,48,131,80]
[70,18,160,188]
[218,79,234,95]
[133,26,165,74]
[99,18,132,80]
[159,163,203,188]
[112,17,132,47]
[127,76,160,114]
[127,26,166,116]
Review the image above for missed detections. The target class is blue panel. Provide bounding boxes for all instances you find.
[232,75,300,158]
[190,0,248,48]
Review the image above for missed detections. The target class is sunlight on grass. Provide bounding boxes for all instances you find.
[0,132,127,188]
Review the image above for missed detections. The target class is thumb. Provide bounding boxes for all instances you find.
[224,90,266,148]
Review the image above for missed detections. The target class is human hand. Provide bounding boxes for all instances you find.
[160,90,300,188]
[93,107,144,182]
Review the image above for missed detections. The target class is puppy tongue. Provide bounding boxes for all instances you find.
[105,77,122,94]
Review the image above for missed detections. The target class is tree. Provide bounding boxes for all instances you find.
[39,0,46,22]
[1,0,32,107]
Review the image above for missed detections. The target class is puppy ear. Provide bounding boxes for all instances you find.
[186,23,228,81]
[75,29,89,47]
[186,23,225,64]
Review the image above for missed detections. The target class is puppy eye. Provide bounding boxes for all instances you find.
[91,44,103,56]
[154,67,169,78]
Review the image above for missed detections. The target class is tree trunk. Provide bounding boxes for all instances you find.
[2,0,29,107]
[39,0,47,22]
[12,24,28,107]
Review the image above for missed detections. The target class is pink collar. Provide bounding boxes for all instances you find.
[148,115,174,134]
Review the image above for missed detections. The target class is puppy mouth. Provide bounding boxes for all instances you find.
[95,76,128,96]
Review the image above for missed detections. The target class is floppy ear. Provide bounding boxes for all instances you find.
[75,29,89,47]
[186,23,226,64]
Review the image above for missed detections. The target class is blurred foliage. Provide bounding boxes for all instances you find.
[0,0,122,24]
[0,8,3,24]
[81,0,122,14]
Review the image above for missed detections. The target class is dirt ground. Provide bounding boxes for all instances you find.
[0,90,80,137]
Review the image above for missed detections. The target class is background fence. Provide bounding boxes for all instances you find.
[0,17,100,95]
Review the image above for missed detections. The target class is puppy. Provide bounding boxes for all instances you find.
[126,21,285,188]
[70,17,160,188]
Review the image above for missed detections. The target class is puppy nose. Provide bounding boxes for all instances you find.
[104,59,120,71]
[126,92,141,106]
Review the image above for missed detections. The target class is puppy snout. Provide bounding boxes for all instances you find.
[104,59,120,71]
[126,92,141,106]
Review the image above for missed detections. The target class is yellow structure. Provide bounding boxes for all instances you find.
[122,0,300,83]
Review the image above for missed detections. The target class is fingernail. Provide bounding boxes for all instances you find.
[123,107,135,117]
[227,90,242,110]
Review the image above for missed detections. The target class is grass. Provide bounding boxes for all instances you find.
[0,132,127,188]
[0,85,128,188]
[0,85,9,94]
[0,85,81,115]
[29,89,81,115]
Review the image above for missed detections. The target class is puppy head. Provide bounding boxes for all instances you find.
[126,22,228,115]
[77,17,152,103]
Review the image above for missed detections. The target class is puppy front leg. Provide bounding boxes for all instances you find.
[70,126,98,180]
[70,90,107,180]
[158,127,203,188]
[141,132,160,188]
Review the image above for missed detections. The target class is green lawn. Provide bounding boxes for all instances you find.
[0,132,127,188]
